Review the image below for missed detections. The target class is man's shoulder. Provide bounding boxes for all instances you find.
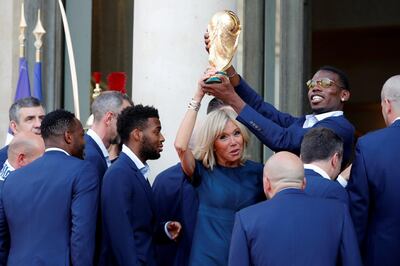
[104,154,136,178]
[153,163,184,187]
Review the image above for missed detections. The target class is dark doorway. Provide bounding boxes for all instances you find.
[311,0,400,136]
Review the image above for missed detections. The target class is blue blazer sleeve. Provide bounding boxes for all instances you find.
[228,213,250,266]
[235,78,298,127]
[70,163,99,266]
[346,141,370,245]
[0,184,9,265]
[101,169,138,265]
[237,104,307,153]
[339,205,363,266]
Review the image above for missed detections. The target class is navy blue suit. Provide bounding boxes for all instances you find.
[235,79,355,168]
[152,163,198,266]
[347,119,400,266]
[84,134,108,264]
[0,146,8,169]
[84,134,108,179]
[229,189,362,266]
[0,150,99,266]
[304,168,349,205]
[100,152,168,266]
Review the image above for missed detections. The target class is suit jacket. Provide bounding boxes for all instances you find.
[229,189,362,266]
[0,146,8,169]
[304,168,349,205]
[100,152,164,266]
[235,78,355,168]
[152,163,198,266]
[84,134,108,180]
[347,119,400,266]
[0,150,99,266]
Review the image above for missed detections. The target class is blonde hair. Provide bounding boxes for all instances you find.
[193,106,249,169]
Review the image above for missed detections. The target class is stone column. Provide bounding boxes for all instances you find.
[132,0,239,180]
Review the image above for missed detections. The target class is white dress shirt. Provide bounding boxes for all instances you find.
[303,111,344,128]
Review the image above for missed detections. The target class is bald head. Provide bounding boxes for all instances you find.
[381,75,400,126]
[263,151,305,198]
[8,131,45,169]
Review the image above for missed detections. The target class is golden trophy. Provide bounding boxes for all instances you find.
[205,10,241,84]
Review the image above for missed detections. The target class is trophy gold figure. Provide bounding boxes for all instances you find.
[205,10,241,84]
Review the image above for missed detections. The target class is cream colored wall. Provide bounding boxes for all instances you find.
[0,0,21,145]
[132,0,240,181]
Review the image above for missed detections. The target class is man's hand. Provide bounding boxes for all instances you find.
[201,75,245,114]
[166,221,182,241]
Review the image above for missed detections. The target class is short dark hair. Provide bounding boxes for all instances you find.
[40,109,76,140]
[9,97,43,122]
[318,65,350,91]
[300,127,343,164]
[117,105,159,143]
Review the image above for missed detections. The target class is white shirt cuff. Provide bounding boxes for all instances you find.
[164,221,173,240]
[337,174,348,188]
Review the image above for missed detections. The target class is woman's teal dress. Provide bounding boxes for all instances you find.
[189,160,265,266]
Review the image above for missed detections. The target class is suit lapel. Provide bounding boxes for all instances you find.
[85,134,108,169]
[120,153,155,212]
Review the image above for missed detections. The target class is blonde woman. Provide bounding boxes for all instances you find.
[175,79,265,266]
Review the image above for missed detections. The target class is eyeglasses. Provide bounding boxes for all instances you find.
[306,78,344,90]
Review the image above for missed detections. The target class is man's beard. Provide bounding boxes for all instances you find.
[140,135,160,161]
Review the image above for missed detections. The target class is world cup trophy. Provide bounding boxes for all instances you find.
[205,10,241,84]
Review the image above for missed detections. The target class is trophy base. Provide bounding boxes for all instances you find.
[204,71,227,84]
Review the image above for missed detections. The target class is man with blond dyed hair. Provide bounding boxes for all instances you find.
[347,75,400,266]
[0,132,45,181]
[229,151,361,266]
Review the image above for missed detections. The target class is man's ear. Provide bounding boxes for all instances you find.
[301,177,307,190]
[9,121,18,135]
[104,111,114,127]
[331,152,341,170]
[64,130,73,144]
[131,128,142,142]
[16,153,26,168]
[263,176,272,197]
[340,90,350,102]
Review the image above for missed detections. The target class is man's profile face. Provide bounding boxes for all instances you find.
[139,117,165,161]
[70,118,85,159]
[11,106,45,135]
[307,70,349,114]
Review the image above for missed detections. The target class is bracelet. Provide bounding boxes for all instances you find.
[188,99,201,112]
[227,71,237,78]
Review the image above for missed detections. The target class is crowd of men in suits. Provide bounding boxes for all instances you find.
[0,70,398,265]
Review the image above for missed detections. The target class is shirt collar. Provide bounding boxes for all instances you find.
[87,129,109,158]
[304,164,331,180]
[4,160,15,172]
[45,147,70,156]
[121,144,150,179]
[392,116,400,124]
[305,110,343,122]
[304,111,344,128]
[0,160,14,181]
